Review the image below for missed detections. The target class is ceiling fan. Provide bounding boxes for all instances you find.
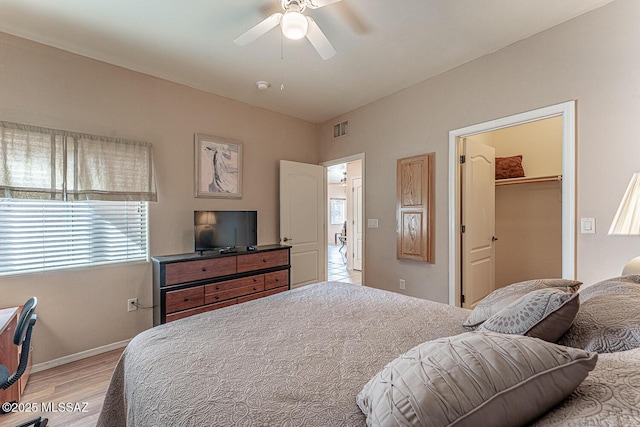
[234,0,340,60]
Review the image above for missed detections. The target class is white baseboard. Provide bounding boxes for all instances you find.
[31,339,130,373]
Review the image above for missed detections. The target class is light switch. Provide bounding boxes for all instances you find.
[580,218,595,234]
[367,219,379,228]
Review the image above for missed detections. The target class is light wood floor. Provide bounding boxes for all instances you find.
[0,347,123,427]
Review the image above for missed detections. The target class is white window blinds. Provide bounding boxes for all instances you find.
[0,199,148,275]
[0,121,157,201]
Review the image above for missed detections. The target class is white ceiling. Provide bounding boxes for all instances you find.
[327,163,347,184]
[0,0,614,124]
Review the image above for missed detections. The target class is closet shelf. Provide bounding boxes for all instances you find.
[495,175,562,186]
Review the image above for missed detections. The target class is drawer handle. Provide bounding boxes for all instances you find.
[275,278,279,282]
[262,259,267,263]
[253,278,258,282]
[215,296,219,300]
[215,286,220,290]
[183,297,189,302]
[253,287,257,291]
[202,267,207,272]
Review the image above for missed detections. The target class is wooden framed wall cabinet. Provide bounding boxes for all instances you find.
[396,153,435,263]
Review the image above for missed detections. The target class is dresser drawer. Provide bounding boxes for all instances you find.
[237,286,287,304]
[166,286,204,313]
[204,275,264,294]
[166,300,236,322]
[237,250,289,273]
[165,257,236,285]
[205,283,264,304]
[265,270,289,290]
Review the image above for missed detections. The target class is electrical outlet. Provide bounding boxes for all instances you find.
[399,279,405,290]
[128,298,138,312]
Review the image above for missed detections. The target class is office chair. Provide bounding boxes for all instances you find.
[0,297,48,427]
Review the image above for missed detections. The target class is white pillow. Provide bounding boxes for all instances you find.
[357,331,597,427]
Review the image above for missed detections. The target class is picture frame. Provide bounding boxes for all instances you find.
[194,134,243,198]
[330,198,346,224]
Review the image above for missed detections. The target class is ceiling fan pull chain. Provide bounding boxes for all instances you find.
[280,33,286,91]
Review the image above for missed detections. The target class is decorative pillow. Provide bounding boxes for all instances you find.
[477,288,580,342]
[558,275,640,352]
[495,155,525,180]
[357,332,597,427]
[463,278,582,329]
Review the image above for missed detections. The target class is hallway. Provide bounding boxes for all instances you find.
[327,244,362,284]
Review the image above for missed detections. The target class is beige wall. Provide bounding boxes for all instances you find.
[0,33,319,364]
[469,116,563,178]
[495,181,562,287]
[319,0,640,302]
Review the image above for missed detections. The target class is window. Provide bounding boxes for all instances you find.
[0,121,157,276]
[0,199,148,276]
[330,198,346,224]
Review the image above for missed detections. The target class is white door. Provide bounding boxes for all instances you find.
[280,160,326,288]
[461,140,496,308]
[353,177,363,271]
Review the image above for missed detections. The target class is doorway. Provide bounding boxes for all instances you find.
[460,117,563,308]
[323,155,365,284]
[448,101,576,306]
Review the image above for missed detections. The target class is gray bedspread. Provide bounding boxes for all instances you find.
[97,281,640,426]
[98,282,469,426]
[533,347,640,425]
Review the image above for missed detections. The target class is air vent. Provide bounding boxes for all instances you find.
[333,120,349,139]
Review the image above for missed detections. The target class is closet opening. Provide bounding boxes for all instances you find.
[447,101,576,307]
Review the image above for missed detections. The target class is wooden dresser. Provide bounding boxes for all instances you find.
[0,305,32,405]
[152,245,291,325]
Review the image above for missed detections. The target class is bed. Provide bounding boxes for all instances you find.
[97,277,640,426]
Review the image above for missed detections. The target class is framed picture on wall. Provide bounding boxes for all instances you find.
[194,134,243,198]
[330,198,346,224]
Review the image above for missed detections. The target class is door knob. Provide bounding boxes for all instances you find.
[282,237,292,242]
[492,236,499,242]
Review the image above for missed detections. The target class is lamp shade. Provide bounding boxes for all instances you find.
[609,173,640,235]
[281,11,308,40]
[195,212,217,226]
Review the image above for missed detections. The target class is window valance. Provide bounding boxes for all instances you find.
[0,121,157,202]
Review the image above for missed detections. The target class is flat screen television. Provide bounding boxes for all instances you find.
[194,210,257,252]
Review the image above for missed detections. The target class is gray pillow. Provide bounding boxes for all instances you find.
[558,275,640,352]
[477,288,579,342]
[356,332,597,427]
[463,278,582,329]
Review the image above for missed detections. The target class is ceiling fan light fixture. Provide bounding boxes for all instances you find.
[235,0,338,59]
[281,10,308,40]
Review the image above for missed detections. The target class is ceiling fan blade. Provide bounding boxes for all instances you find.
[306,0,342,9]
[305,16,336,60]
[233,13,283,46]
